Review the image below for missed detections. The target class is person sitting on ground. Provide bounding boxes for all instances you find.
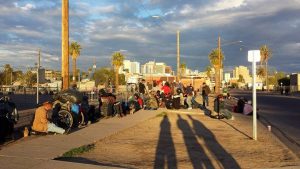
[243,100,260,119]
[144,91,159,110]
[32,101,65,134]
[161,82,171,96]
[80,95,90,125]
[127,94,142,113]
[134,93,143,109]
[236,97,245,113]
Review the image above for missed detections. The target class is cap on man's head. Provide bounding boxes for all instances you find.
[42,101,53,106]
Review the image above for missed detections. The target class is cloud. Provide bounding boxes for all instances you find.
[205,0,246,12]
[0,0,300,73]
[14,2,36,11]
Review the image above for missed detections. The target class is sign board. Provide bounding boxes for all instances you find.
[248,50,261,62]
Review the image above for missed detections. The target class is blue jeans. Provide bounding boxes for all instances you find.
[202,95,209,107]
[47,122,65,134]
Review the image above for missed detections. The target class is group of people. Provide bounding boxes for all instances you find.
[31,84,96,135]
[134,79,211,111]
[234,97,259,118]
[30,80,213,135]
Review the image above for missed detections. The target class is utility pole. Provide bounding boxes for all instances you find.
[177,30,180,82]
[62,0,69,90]
[37,49,41,104]
[216,36,221,95]
[10,71,13,85]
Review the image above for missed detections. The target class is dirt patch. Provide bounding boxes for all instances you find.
[73,112,299,169]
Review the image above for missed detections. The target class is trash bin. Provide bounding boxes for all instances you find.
[214,97,220,113]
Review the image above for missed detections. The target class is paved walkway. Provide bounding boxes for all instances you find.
[0,109,163,169]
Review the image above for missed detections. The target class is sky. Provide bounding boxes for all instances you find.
[0,0,300,73]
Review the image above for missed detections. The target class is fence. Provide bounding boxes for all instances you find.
[0,86,60,95]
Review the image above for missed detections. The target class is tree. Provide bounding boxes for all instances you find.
[3,64,13,85]
[257,66,266,78]
[70,41,82,82]
[260,45,272,91]
[93,68,126,87]
[278,77,290,87]
[111,52,124,90]
[238,75,245,83]
[93,68,113,86]
[20,71,36,87]
[180,62,186,77]
[208,48,224,94]
[206,66,212,80]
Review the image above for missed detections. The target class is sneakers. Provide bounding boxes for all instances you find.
[188,107,192,110]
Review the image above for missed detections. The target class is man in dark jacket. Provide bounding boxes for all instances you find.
[202,83,211,108]
[138,79,147,102]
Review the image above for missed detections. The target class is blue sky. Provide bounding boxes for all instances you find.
[0,0,300,73]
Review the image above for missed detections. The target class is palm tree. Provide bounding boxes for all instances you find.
[112,52,124,90]
[257,66,266,78]
[208,48,224,94]
[180,62,187,77]
[260,45,272,91]
[205,66,212,80]
[3,64,13,85]
[69,41,82,82]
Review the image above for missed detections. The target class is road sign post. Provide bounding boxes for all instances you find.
[248,50,261,141]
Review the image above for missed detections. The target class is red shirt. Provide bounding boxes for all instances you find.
[137,98,143,107]
[162,85,171,95]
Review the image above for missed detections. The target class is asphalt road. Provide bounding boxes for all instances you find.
[230,89,300,157]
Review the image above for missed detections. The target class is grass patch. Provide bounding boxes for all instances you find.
[156,112,167,117]
[62,144,95,157]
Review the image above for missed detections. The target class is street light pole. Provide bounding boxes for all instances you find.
[177,30,180,82]
[36,49,41,105]
[216,36,221,95]
[216,37,242,95]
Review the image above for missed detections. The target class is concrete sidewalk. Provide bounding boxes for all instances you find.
[0,109,162,169]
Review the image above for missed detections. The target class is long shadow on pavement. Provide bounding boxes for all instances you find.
[154,115,177,169]
[187,115,241,169]
[177,114,214,169]
[56,157,135,169]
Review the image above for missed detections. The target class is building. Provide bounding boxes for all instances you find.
[120,60,140,74]
[154,62,166,74]
[31,68,46,83]
[233,66,251,83]
[122,60,131,73]
[224,72,232,83]
[290,73,300,92]
[165,66,172,74]
[45,70,61,82]
[141,61,155,74]
[131,61,140,74]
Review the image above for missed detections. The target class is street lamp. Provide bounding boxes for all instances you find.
[152,15,181,82]
[216,36,242,95]
[248,50,261,141]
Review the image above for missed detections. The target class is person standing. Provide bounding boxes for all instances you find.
[202,82,211,108]
[32,101,65,134]
[138,79,146,101]
[186,84,194,110]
